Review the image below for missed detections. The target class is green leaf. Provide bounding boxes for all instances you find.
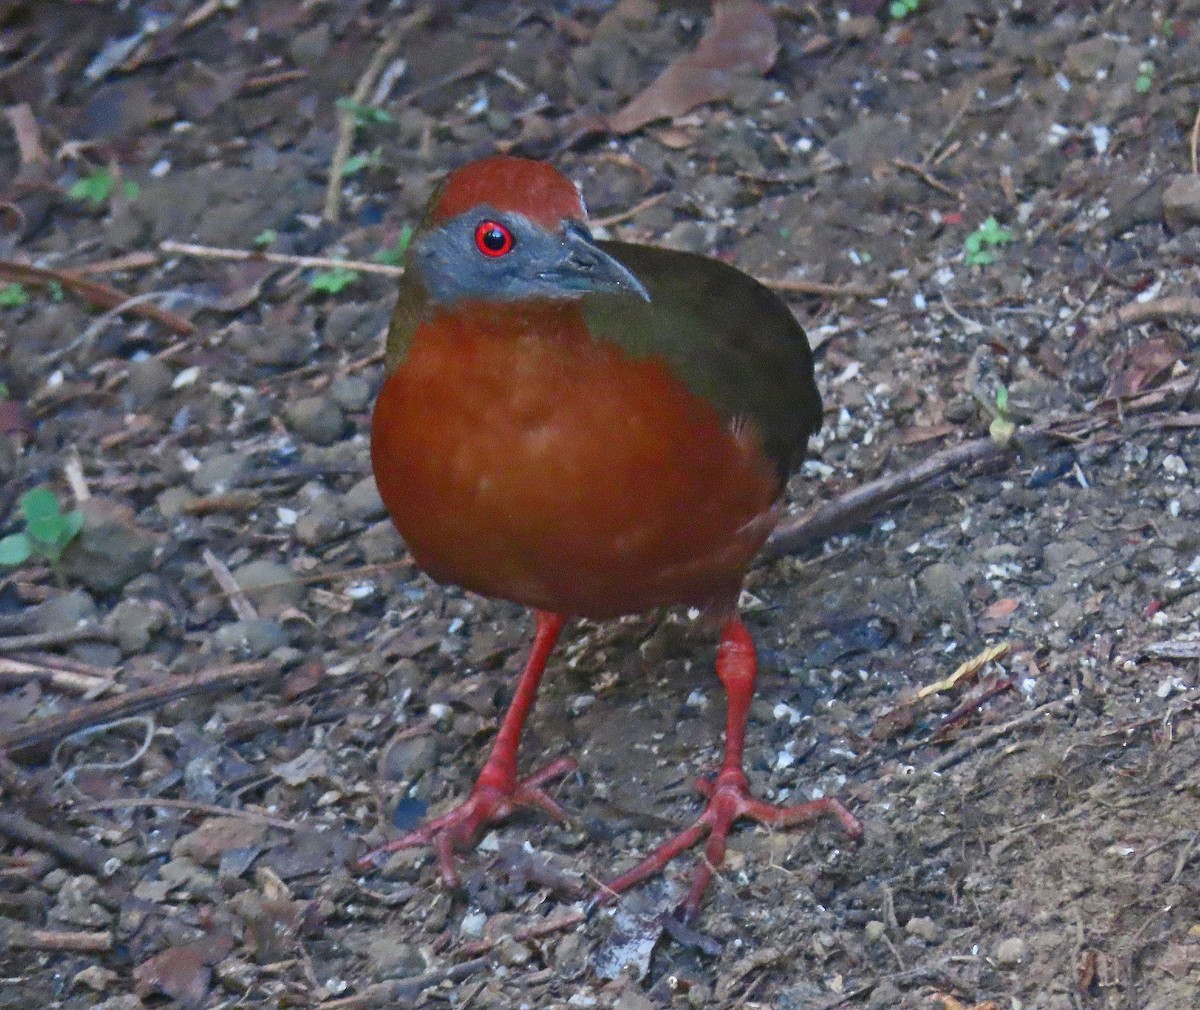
[995,385,1009,415]
[68,170,116,206]
[342,152,372,176]
[254,228,278,247]
[0,532,31,566]
[373,225,414,266]
[0,283,28,308]
[26,513,66,546]
[335,98,394,126]
[20,487,61,522]
[59,509,84,545]
[49,281,65,302]
[121,180,140,200]
[309,266,360,295]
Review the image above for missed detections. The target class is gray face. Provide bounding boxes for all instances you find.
[412,207,649,305]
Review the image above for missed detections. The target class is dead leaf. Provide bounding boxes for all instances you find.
[272,748,327,786]
[982,598,1020,621]
[610,0,778,134]
[133,935,232,1007]
[918,642,1011,699]
[173,817,269,865]
[1107,334,1186,397]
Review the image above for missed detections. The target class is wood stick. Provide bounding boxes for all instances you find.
[4,925,113,953]
[764,437,1011,559]
[160,239,404,278]
[0,810,110,874]
[0,657,110,694]
[0,625,116,653]
[758,275,882,299]
[202,548,258,622]
[319,957,491,1009]
[0,660,277,755]
[1092,294,1200,336]
[0,258,196,335]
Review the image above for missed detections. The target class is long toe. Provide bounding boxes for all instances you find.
[600,770,860,916]
[357,757,577,884]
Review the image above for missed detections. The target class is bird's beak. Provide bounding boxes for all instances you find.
[549,223,651,301]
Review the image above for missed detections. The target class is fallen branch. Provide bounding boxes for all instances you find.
[2,925,112,953]
[764,436,1011,559]
[202,548,258,623]
[160,239,404,278]
[0,656,110,694]
[0,810,110,874]
[0,660,277,756]
[893,158,962,201]
[1092,294,1200,336]
[460,908,586,956]
[0,258,196,335]
[323,33,403,222]
[923,695,1076,774]
[79,796,302,831]
[0,625,117,653]
[758,275,882,299]
[319,957,491,1009]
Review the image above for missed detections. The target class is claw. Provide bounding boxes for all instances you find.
[599,768,861,921]
[357,756,578,883]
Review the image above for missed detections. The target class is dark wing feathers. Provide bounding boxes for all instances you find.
[583,241,822,478]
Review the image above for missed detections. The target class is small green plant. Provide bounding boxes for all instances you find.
[890,0,919,18]
[0,283,28,308]
[0,488,84,567]
[309,265,360,295]
[254,228,278,247]
[343,147,384,177]
[373,226,414,266]
[989,385,1016,445]
[335,98,394,127]
[964,216,1013,266]
[1135,60,1154,94]
[68,168,140,207]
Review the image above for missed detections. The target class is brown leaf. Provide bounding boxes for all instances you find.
[172,817,270,866]
[133,938,230,1007]
[982,597,1020,619]
[1108,334,1186,396]
[610,0,777,135]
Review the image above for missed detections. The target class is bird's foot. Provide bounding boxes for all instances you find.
[600,768,862,921]
[357,756,577,886]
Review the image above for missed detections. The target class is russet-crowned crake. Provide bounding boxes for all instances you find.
[364,155,861,918]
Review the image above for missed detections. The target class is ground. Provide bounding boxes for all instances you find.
[0,1,1199,1008]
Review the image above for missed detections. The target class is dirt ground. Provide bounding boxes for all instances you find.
[1,1,1199,1008]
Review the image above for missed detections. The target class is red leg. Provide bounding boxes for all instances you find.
[358,610,577,884]
[602,616,862,920]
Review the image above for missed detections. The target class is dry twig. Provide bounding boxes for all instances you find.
[5,926,112,953]
[320,957,491,1009]
[764,437,1011,559]
[0,810,110,874]
[1092,294,1200,336]
[0,258,195,335]
[758,275,882,299]
[0,660,277,755]
[893,158,962,200]
[0,625,116,653]
[323,33,404,222]
[202,548,258,622]
[160,239,404,278]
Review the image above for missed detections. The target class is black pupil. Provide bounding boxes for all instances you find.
[482,227,507,251]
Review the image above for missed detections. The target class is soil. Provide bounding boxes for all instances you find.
[1,2,1199,1009]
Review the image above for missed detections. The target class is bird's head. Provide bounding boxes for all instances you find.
[408,155,650,305]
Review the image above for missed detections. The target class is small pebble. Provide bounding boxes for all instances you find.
[996,936,1026,965]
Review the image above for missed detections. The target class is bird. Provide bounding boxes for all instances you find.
[363,154,861,919]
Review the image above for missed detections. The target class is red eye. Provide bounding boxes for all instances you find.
[475,220,514,257]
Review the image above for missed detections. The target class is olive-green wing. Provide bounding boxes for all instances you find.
[584,241,822,478]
